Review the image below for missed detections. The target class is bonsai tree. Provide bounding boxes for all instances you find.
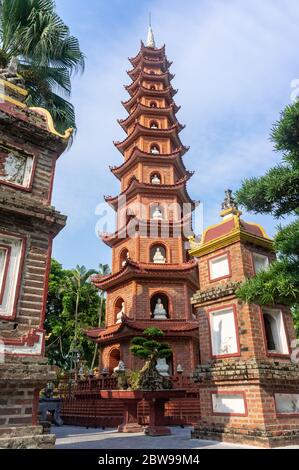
[129,327,173,391]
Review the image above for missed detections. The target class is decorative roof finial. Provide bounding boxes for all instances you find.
[146,12,156,48]
[221,189,238,211]
[220,189,242,219]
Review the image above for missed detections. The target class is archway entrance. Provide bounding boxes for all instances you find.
[108,348,120,374]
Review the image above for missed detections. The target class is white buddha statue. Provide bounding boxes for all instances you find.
[153,247,166,264]
[113,360,125,373]
[150,145,160,154]
[116,302,125,324]
[153,298,168,320]
[121,251,130,267]
[151,174,161,185]
[156,358,170,377]
[152,206,163,220]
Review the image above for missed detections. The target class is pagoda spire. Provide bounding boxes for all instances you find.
[146,13,156,48]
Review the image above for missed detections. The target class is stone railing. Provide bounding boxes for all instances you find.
[58,373,198,400]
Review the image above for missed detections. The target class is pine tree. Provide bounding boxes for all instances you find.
[236,102,299,313]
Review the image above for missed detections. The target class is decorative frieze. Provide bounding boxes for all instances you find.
[191,281,241,305]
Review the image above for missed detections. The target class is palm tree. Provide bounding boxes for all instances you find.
[0,0,85,133]
[66,265,97,381]
[90,263,111,372]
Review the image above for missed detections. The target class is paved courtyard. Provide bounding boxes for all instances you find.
[53,426,257,449]
[53,426,299,449]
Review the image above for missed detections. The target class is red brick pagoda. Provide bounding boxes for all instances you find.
[87,27,199,375]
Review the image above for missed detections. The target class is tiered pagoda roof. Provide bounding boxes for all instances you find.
[100,214,194,247]
[109,147,191,180]
[117,102,180,131]
[91,259,198,291]
[114,121,185,154]
[86,316,199,344]
[104,174,195,209]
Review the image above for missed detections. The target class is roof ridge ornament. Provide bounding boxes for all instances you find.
[146,13,156,48]
[220,189,242,219]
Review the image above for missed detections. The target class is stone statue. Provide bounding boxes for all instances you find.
[153,298,168,320]
[152,206,163,220]
[153,247,166,264]
[116,302,125,324]
[156,358,170,376]
[150,146,160,154]
[151,174,161,185]
[113,360,125,373]
[121,251,130,267]
[7,57,18,75]
[0,56,25,88]
[221,189,238,211]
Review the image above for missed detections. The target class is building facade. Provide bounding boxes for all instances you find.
[189,190,299,447]
[87,28,199,375]
[0,63,71,448]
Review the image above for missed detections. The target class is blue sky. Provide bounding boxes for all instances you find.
[53,0,299,269]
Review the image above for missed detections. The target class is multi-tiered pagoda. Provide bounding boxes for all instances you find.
[87,27,199,375]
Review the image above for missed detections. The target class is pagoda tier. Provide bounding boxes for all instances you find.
[129,42,167,66]
[87,28,199,375]
[91,259,198,291]
[125,70,175,96]
[110,147,192,180]
[86,317,199,345]
[128,56,172,74]
[117,102,180,132]
[114,122,185,155]
[122,85,178,113]
[100,216,193,247]
[104,174,195,210]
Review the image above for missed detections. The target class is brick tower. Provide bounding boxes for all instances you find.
[0,62,71,447]
[87,28,199,375]
[189,190,299,447]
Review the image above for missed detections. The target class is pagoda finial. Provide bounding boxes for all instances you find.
[146,13,156,48]
[220,189,242,219]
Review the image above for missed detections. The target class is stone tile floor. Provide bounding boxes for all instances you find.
[53,426,260,449]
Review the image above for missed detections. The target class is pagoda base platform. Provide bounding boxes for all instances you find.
[0,358,57,449]
[191,426,299,448]
[192,360,299,448]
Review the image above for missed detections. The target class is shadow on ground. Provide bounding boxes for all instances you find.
[53,426,257,450]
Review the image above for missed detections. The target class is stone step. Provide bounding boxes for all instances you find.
[0,432,55,449]
[0,425,44,438]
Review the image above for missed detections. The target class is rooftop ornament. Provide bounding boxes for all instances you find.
[146,13,156,48]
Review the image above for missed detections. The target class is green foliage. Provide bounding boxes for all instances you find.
[130,328,172,362]
[45,259,106,370]
[0,0,85,133]
[127,370,141,391]
[235,101,299,318]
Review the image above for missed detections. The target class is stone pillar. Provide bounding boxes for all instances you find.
[0,66,71,448]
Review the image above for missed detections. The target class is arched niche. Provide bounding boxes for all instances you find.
[150,203,165,221]
[108,348,120,375]
[150,143,160,154]
[149,120,159,129]
[114,297,125,324]
[120,248,129,269]
[150,172,161,184]
[150,292,170,319]
[150,243,167,264]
